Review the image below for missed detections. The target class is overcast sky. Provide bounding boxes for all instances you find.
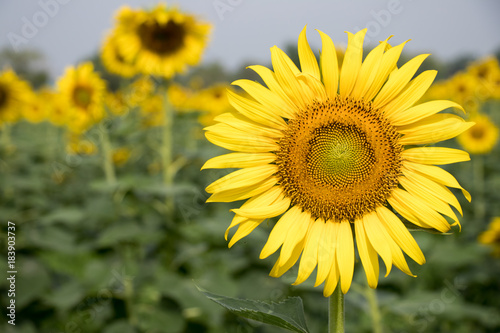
[1,0,499,80]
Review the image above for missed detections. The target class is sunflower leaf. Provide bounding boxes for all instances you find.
[197,286,310,333]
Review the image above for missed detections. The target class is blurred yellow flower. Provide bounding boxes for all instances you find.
[126,76,156,108]
[46,91,70,127]
[111,4,212,78]
[467,56,500,100]
[66,133,98,155]
[196,84,233,126]
[478,217,500,257]
[457,113,498,154]
[105,90,129,116]
[140,93,165,127]
[0,69,33,124]
[57,62,106,133]
[112,147,132,166]
[101,35,137,78]
[22,89,50,123]
[167,83,197,112]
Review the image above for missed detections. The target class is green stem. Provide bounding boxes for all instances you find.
[161,95,174,215]
[1,122,13,155]
[365,286,383,333]
[100,125,117,186]
[472,155,484,221]
[328,284,345,333]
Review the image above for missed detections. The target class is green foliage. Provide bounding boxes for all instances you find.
[199,288,310,333]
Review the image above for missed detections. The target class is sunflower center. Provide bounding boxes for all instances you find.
[0,85,7,109]
[470,125,485,139]
[73,86,92,109]
[276,96,403,222]
[138,21,186,55]
[308,124,375,186]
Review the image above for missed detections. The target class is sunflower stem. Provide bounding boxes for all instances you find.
[1,122,14,155]
[161,92,174,216]
[328,284,345,333]
[100,123,117,186]
[365,285,383,333]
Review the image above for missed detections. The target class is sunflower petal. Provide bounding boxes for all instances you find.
[362,212,393,277]
[315,220,339,287]
[398,114,474,145]
[228,218,265,247]
[388,100,464,127]
[373,53,429,109]
[337,220,355,293]
[355,217,380,288]
[202,152,276,170]
[317,29,339,98]
[376,206,425,265]
[260,206,302,259]
[206,165,277,193]
[207,176,277,203]
[340,29,367,98]
[298,26,320,80]
[294,219,324,285]
[402,147,470,165]
[279,211,313,267]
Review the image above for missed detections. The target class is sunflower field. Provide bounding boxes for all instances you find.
[1,3,500,333]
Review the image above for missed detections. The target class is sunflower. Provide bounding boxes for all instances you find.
[22,89,50,123]
[101,35,137,78]
[457,113,498,154]
[0,69,33,124]
[196,84,234,126]
[57,62,106,133]
[112,147,132,167]
[203,27,473,295]
[112,4,212,78]
[478,217,500,257]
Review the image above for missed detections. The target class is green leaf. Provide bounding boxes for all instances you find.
[197,286,310,333]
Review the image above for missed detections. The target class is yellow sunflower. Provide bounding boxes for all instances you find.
[101,35,137,78]
[22,89,50,123]
[203,27,473,295]
[0,69,33,124]
[196,84,234,126]
[57,62,106,133]
[112,147,132,167]
[46,90,70,127]
[457,113,498,154]
[112,4,212,78]
[478,217,500,257]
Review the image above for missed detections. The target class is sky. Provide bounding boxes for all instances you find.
[1,0,500,79]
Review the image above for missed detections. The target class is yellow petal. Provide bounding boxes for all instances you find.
[296,73,327,102]
[225,214,247,240]
[362,212,393,277]
[247,65,296,118]
[340,29,367,98]
[355,217,379,288]
[337,220,355,294]
[214,112,284,139]
[402,166,462,216]
[376,206,425,265]
[386,234,414,277]
[315,220,339,287]
[205,131,278,153]
[388,100,464,127]
[227,89,287,129]
[398,114,474,145]
[323,260,340,297]
[232,79,296,120]
[207,176,277,203]
[271,46,310,109]
[206,164,277,193]
[317,29,339,98]
[202,152,276,170]
[298,26,320,80]
[260,206,302,259]
[373,53,429,109]
[228,218,265,247]
[294,219,323,285]
[270,237,306,278]
[389,188,451,233]
[364,40,408,101]
[382,70,437,119]
[279,210,313,267]
[402,147,470,165]
[404,161,471,201]
[232,195,290,219]
[350,37,389,99]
